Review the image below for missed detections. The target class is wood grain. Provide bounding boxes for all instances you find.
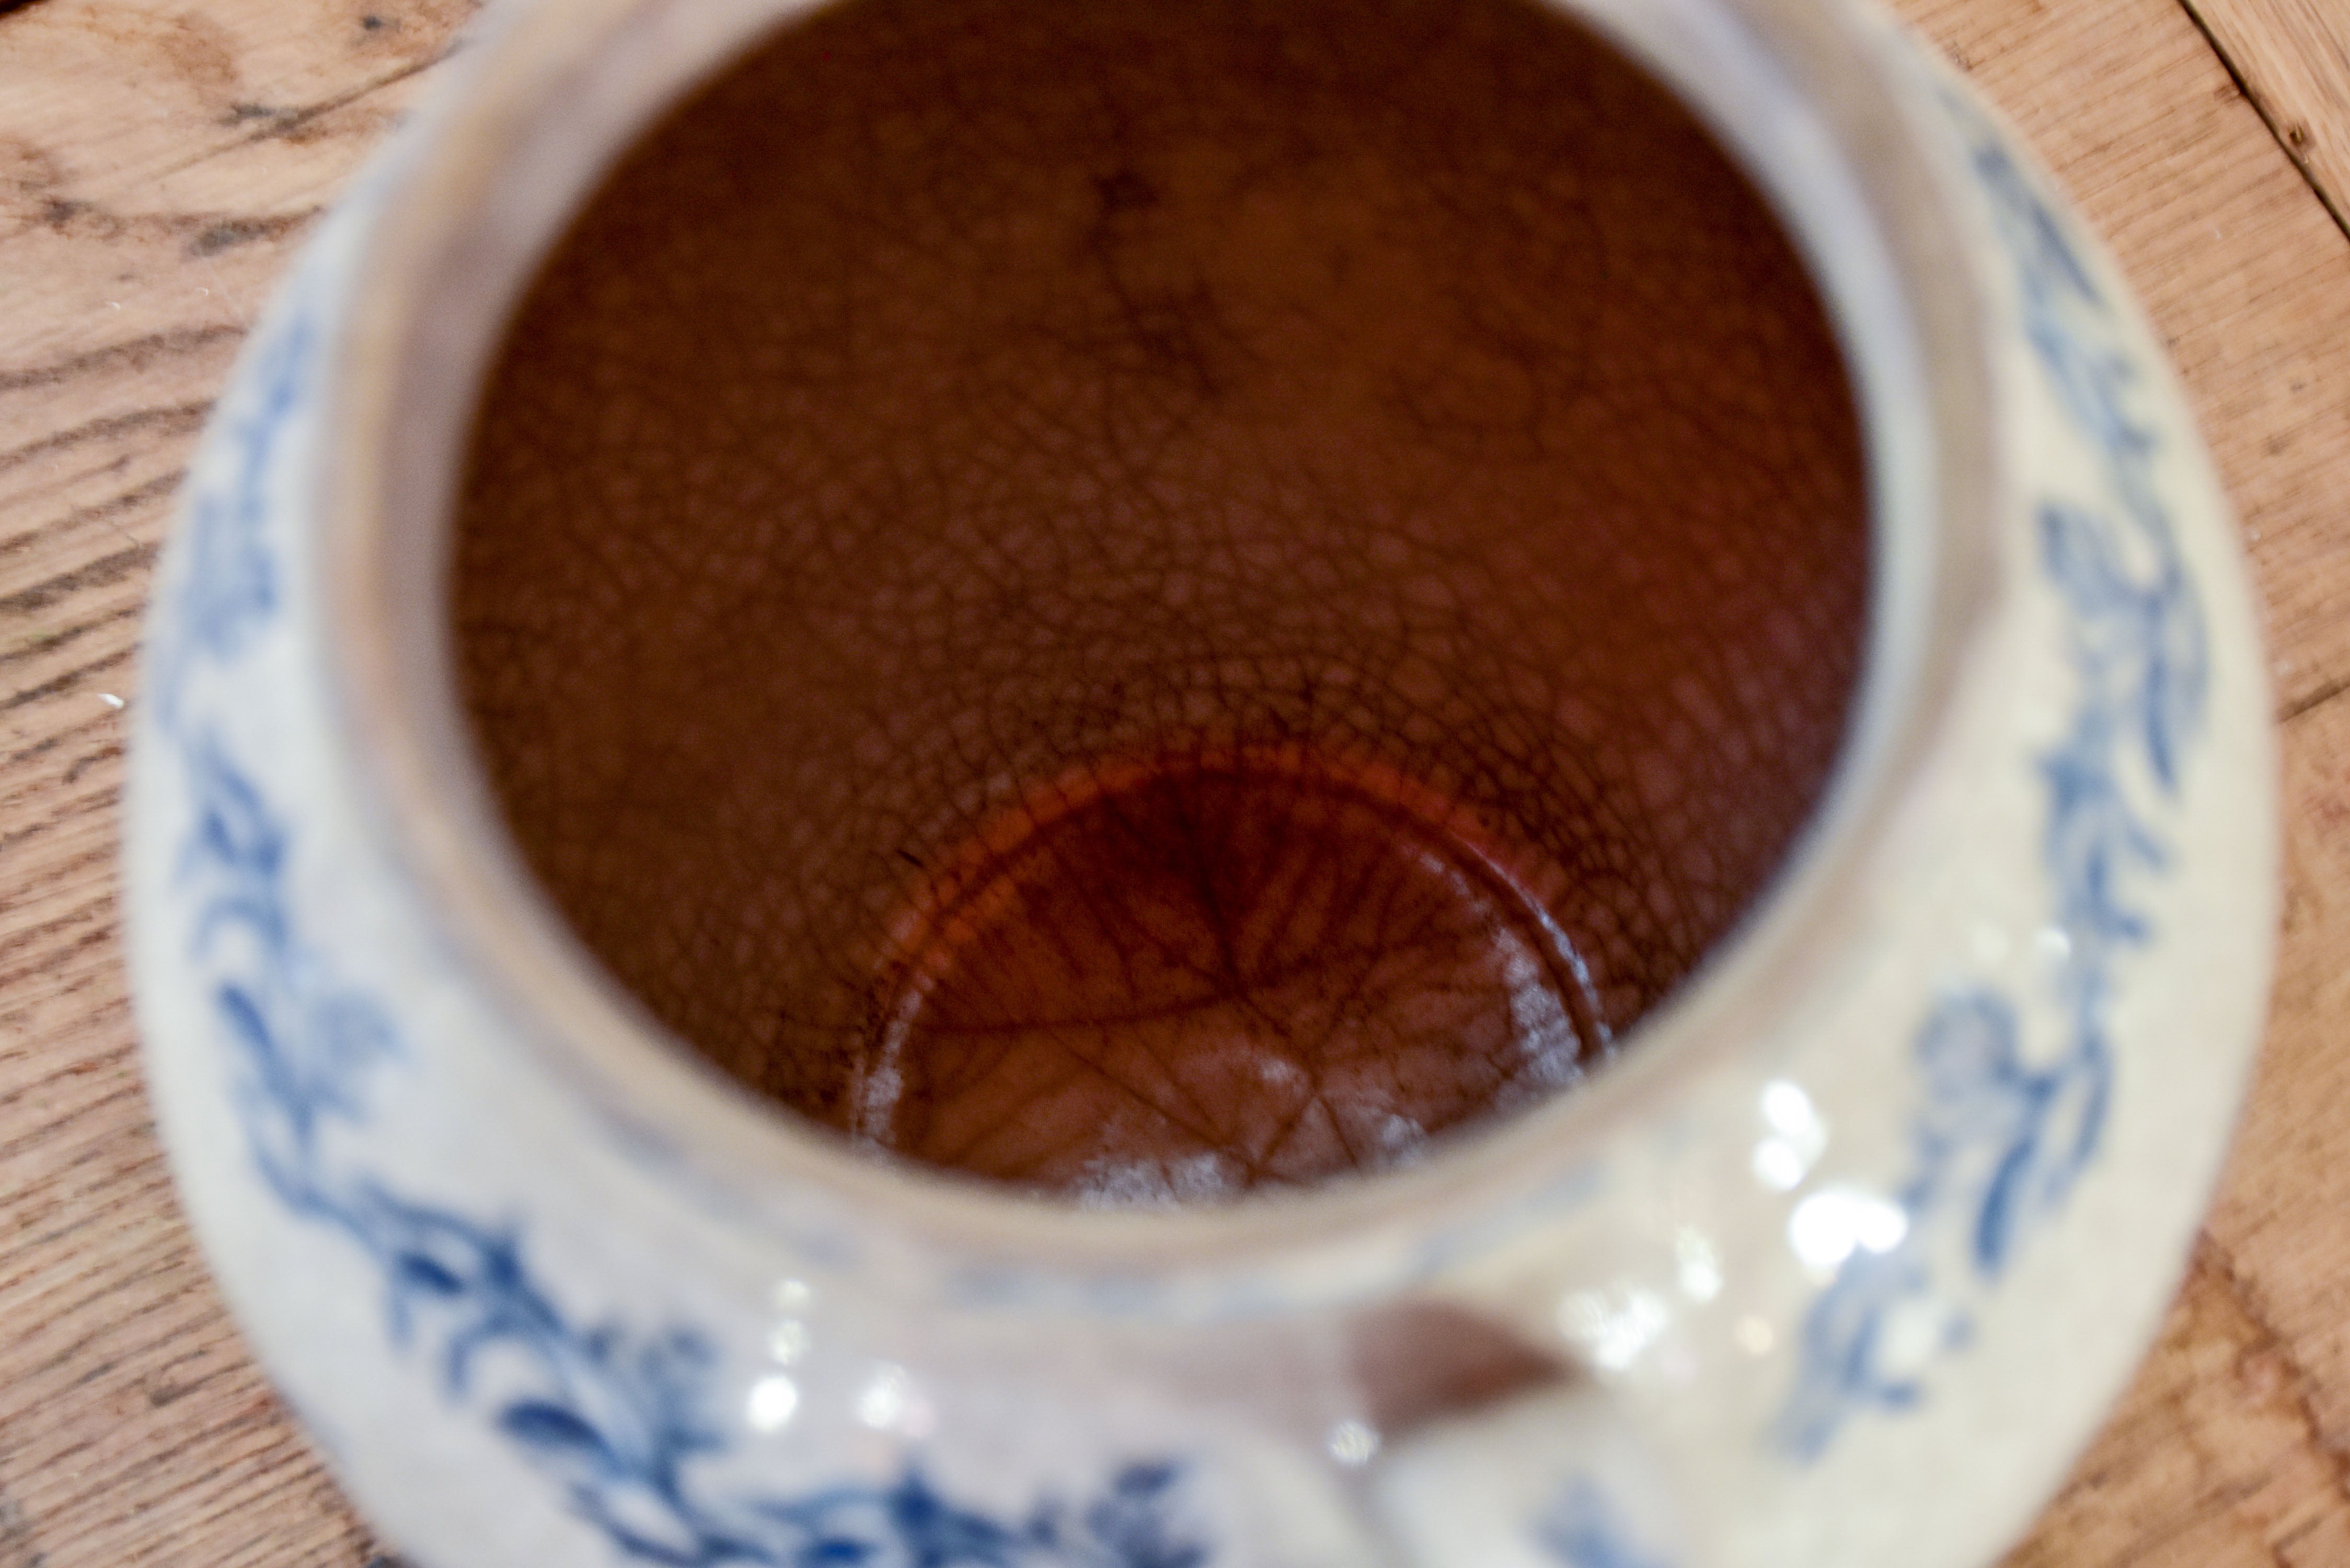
[1896,0,2350,727]
[2184,0,2350,238]
[0,0,2343,1564]
[0,4,470,1563]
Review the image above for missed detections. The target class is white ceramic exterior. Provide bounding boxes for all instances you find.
[125,1,2278,1565]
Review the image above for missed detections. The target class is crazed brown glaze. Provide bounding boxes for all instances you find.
[452,0,1869,1201]
[848,746,1606,1198]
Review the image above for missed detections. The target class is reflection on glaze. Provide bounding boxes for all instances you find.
[1558,1288,1673,1376]
[1672,1230,1723,1304]
[1787,1188,1908,1278]
[1752,1079,1827,1193]
[745,1375,801,1433]
[1326,1421,1381,1468]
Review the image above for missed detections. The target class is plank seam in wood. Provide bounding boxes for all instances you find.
[2176,0,2350,243]
[2283,675,2350,724]
[2193,1233,2350,1508]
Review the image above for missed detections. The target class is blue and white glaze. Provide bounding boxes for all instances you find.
[124,7,2276,1568]
[148,276,1209,1567]
[1535,1480,1674,1568]
[1771,92,2209,1462]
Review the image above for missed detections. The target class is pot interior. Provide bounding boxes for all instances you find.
[445,0,1871,1204]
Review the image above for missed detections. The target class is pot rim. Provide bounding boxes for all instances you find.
[316,0,2003,1300]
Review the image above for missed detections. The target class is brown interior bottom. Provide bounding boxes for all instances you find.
[451,0,1871,1200]
[851,746,1603,1201]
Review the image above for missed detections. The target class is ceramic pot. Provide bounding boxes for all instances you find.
[125,0,2277,1564]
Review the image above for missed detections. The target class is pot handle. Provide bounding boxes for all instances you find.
[1355,1175,1871,1568]
[1370,1380,1695,1568]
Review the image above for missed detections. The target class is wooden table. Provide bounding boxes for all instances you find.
[2,0,2345,1562]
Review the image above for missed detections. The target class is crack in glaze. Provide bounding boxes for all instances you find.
[846,744,1611,1198]
[448,0,1869,1195]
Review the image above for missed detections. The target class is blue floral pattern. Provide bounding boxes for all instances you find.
[151,285,1206,1567]
[1773,96,2208,1460]
[1535,1480,1673,1568]
[151,83,2221,1550]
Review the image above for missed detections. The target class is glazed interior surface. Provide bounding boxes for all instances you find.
[451,0,1869,1203]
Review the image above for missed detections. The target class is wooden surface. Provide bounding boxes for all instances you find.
[2186,0,2350,236]
[0,0,2344,1562]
